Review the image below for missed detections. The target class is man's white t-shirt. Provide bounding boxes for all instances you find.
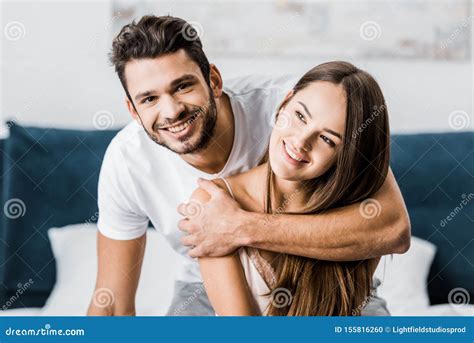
[97,75,296,283]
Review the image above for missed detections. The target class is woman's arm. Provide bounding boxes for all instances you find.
[189,186,259,316]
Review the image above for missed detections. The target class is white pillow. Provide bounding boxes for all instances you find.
[42,224,180,316]
[374,236,437,315]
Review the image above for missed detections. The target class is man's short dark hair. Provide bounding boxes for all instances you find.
[110,15,211,102]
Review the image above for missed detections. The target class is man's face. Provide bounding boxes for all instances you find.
[124,49,217,155]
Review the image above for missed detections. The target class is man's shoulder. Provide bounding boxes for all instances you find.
[224,74,297,96]
[106,120,148,156]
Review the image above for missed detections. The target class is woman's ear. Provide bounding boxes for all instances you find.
[209,64,223,98]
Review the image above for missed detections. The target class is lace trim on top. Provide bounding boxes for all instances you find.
[245,247,277,290]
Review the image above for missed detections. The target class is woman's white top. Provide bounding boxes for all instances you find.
[221,178,277,315]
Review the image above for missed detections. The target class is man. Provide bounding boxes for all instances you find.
[87,15,410,316]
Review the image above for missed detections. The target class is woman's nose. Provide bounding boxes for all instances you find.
[292,135,312,152]
[294,143,310,153]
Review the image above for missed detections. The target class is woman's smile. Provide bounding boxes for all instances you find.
[281,140,309,166]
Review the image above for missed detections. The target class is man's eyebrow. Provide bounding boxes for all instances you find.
[297,101,312,119]
[169,74,198,89]
[134,90,154,102]
[134,74,198,102]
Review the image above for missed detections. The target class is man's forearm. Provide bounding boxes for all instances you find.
[240,169,411,261]
[241,204,409,261]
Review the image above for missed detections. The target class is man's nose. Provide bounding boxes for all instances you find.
[158,94,185,121]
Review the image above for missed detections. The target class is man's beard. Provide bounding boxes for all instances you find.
[143,95,218,155]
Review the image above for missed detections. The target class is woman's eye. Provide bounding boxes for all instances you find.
[295,111,306,123]
[320,135,335,147]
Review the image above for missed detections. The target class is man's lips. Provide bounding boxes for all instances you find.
[157,111,202,132]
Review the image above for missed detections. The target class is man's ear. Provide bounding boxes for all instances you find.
[208,64,223,98]
[125,97,141,124]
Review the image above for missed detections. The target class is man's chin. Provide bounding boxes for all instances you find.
[154,135,204,155]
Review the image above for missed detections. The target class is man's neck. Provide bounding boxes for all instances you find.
[181,92,234,174]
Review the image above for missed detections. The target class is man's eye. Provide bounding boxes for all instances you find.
[176,83,191,92]
[320,135,335,147]
[295,111,306,123]
[143,96,157,104]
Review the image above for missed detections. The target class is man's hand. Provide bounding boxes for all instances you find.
[178,178,249,258]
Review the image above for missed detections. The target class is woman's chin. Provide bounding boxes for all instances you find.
[272,166,303,182]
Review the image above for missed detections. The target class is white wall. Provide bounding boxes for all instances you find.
[1,0,472,136]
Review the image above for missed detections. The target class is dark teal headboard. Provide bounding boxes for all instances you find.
[0,122,119,308]
[0,122,472,308]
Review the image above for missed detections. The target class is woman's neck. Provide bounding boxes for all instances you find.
[256,165,312,213]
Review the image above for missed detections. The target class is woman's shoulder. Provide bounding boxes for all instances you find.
[189,178,235,204]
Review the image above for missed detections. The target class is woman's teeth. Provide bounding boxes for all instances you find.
[167,112,201,133]
[285,143,304,162]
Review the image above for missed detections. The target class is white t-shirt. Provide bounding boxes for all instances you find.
[97,74,297,282]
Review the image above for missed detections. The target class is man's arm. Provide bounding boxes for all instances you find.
[244,168,410,261]
[87,231,146,316]
[178,168,410,260]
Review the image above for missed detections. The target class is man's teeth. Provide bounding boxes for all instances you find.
[167,112,200,133]
[285,143,303,162]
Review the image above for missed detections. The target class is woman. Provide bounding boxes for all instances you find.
[190,61,390,316]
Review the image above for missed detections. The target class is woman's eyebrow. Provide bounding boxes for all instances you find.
[298,101,342,139]
[297,101,312,119]
[324,128,342,139]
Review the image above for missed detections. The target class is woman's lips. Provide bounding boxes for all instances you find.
[281,141,309,166]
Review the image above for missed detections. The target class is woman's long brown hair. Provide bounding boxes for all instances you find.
[264,61,390,316]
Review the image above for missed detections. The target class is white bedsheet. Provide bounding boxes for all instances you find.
[0,225,472,317]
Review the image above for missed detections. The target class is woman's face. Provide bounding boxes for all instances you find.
[269,81,347,182]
